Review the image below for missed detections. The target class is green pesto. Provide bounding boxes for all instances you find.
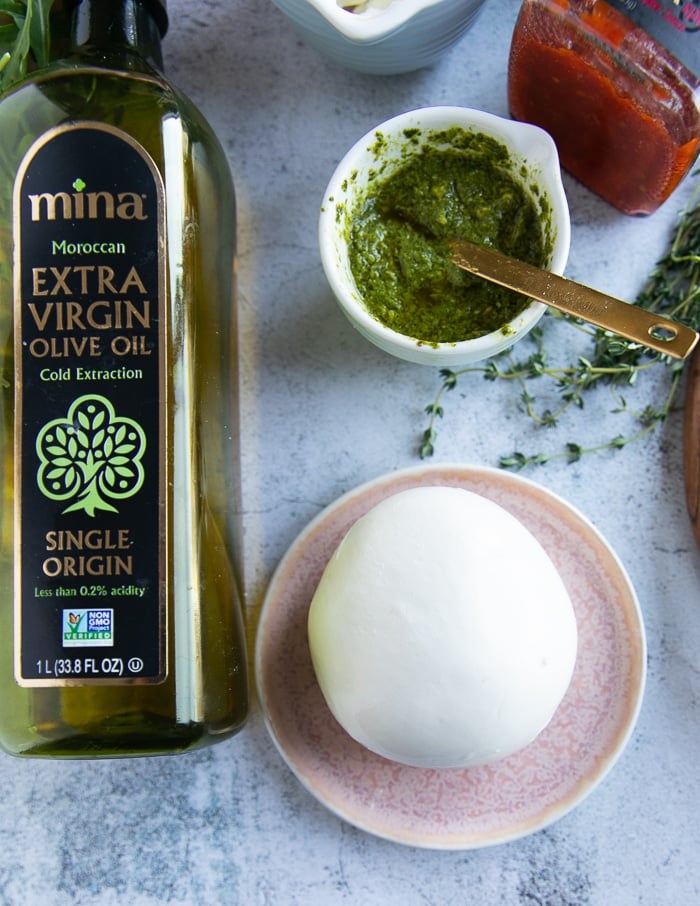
[347,130,552,344]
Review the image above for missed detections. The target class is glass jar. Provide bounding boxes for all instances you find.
[508,0,700,215]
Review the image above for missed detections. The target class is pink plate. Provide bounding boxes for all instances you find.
[254,464,646,849]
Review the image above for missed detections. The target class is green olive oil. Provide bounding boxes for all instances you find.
[0,0,248,756]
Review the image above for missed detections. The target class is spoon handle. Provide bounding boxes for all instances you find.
[684,350,700,550]
[450,239,699,360]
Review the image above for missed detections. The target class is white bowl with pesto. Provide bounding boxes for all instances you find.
[318,106,571,367]
[270,0,489,75]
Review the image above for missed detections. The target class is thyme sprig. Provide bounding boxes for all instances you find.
[419,183,700,467]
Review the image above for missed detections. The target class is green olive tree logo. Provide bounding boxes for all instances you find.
[36,394,146,517]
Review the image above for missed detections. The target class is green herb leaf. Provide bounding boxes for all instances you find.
[0,0,56,95]
[419,179,700,466]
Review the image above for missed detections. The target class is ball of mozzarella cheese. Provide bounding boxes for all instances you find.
[307,485,577,768]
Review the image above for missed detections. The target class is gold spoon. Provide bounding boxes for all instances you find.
[450,239,699,360]
[684,349,700,550]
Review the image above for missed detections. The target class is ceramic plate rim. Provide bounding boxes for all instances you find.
[254,463,647,849]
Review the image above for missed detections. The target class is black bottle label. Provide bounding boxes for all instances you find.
[13,123,168,686]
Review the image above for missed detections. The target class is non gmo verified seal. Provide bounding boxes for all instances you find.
[62,608,114,647]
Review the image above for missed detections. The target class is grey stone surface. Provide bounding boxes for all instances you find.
[1,1,698,903]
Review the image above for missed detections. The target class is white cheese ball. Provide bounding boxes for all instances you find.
[308,485,577,768]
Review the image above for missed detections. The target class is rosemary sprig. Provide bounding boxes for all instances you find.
[419,183,700,467]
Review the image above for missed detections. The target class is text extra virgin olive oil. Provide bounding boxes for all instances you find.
[0,0,249,756]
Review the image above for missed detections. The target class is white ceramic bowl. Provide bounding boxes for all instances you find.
[270,0,489,74]
[319,106,571,367]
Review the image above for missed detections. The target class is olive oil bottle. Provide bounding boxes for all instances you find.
[0,0,248,756]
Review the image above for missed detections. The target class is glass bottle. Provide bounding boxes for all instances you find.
[508,0,700,215]
[0,0,249,756]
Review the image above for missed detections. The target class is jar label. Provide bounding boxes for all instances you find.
[606,0,700,73]
[13,123,168,687]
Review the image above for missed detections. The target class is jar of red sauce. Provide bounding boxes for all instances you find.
[508,0,700,215]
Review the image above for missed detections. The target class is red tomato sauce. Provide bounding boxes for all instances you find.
[508,0,700,215]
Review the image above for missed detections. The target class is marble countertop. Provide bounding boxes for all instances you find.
[1,1,699,903]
